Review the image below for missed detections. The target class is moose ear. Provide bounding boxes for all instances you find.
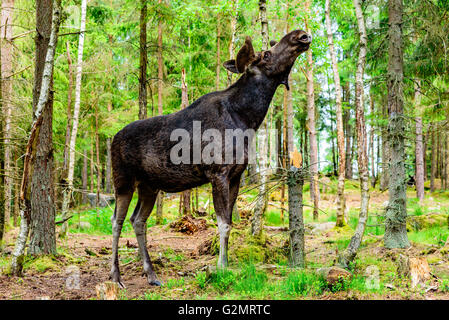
[223,59,239,73]
[269,40,278,47]
[236,36,256,73]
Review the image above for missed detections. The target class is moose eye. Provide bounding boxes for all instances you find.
[263,51,271,61]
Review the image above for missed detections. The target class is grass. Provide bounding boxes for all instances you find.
[408,226,449,246]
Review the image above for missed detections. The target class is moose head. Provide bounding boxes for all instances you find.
[223,29,312,90]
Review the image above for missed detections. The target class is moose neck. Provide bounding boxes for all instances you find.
[225,72,284,130]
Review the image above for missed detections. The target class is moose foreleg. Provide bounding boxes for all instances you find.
[211,177,232,269]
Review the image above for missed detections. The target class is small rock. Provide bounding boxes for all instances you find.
[74,221,92,230]
[311,222,336,235]
[317,266,352,286]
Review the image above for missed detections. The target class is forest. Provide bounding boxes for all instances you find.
[0,0,449,301]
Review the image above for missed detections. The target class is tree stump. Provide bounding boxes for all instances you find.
[96,281,119,300]
[397,254,431,288]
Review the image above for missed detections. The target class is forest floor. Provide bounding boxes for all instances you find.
[1,179,449,300]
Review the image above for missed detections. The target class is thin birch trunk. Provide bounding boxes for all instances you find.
[325,0,346,226]
[251,0,269,239]
[338,0,370,268]
[60,0,87,237]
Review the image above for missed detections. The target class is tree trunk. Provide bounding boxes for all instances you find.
[156,0,165,224]
[216,14,221,90]
[90,138,95,192]
[415,82,424,202]
[430,124,436,192]
[288,166,305,268]
[380,98,389,191]
[60,0,87,237]
[325,0,346,227]
[251,0,269,239]
[305,0,319,221]
[63,41,73,176]
[12,0,62,274]
[384,0,410,249]
[227,0,239,86]
[1,0,15,229]
[0,50,4,246]
[338,0,370,268]
[369,95,376,188]
[82,148,88,204]
[138,0,148,120]
[180,68,191,215]
[95,103,101,206]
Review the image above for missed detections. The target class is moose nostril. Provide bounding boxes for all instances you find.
[299,34,311,43]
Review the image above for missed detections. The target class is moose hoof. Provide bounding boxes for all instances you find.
[148,279,162,286]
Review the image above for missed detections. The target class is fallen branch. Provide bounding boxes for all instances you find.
[55,215,73,225]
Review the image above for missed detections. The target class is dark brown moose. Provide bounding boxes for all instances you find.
[110,29,312,287]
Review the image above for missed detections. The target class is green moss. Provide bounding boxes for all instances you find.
[426,255,441,264]
[24,256,59,273]
[407,213,448,231]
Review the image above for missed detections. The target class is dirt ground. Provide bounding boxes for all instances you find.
[1,188,449,300]
[1,221,449,300]
[0,226,217,300]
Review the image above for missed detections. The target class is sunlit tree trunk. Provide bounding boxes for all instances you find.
[325,0,346,226]
[384,0,410,249]
[305,0,319,221]
[338,0,370,267]
[1,0,15,229]
[61,0,87,237]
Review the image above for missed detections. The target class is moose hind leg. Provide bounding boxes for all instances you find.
[130,186,160,286]
[110,192,133,289]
